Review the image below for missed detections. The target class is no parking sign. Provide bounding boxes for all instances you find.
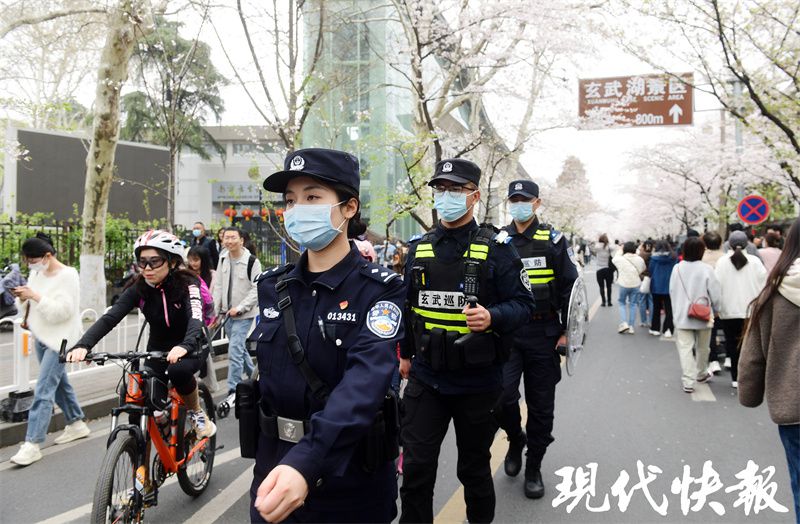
[736,195,770,225]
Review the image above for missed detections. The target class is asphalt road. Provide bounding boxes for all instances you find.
[0,270,794,523]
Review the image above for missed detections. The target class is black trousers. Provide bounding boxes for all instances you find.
[399,378,500,523]
[651,293,674,334]
[596,267,613,304]
[721,318,745,381]
[499,335,562,473]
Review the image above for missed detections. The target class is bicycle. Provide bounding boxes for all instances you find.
[60,344,217,523]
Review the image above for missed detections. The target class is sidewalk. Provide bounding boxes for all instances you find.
[0,355,231,448]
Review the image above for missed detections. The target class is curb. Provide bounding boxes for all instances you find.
[0,363,230,449]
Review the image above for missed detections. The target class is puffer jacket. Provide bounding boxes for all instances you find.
[649,252,677,295]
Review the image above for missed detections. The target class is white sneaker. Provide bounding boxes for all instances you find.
[731,381,738,389]
[618,322,629,333]
[724,357,732,369]
[189,410,217,439]
[708,361,722,374]
[649,330,661,336]
[626,327,635,334]
[222,392,236,408]
[661,330,673,339]
[10,442,42,466]
[54,420,90,445]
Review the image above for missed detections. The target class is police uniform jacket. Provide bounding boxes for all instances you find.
[252,243,405,509]
[504,217,578,349]
[400,219,536,394]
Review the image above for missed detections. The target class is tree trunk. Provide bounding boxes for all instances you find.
[80,0,152,315]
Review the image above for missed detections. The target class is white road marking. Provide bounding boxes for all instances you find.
[188,468,253,523]
[36,447,245,524]
[588,297,601,322]
[692,382,717,402]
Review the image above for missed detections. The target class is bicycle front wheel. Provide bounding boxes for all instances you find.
[177,383,216,496]
[91,433,143,524]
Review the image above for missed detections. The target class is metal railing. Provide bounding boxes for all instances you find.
[0,310,256,399]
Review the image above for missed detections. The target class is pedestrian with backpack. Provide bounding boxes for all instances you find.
[213,226,261,408]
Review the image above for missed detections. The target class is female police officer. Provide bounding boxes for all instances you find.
[249,148,405,523]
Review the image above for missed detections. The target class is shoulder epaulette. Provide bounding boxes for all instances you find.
[408,233,423,243]
[360,263,400,284]
[550,228,564,244]
[256,264,293,283]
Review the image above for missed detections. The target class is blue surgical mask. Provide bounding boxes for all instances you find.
[284,202,346,251]
[434,191,476,223]
[192,229,202,238]
[509,202,534,222]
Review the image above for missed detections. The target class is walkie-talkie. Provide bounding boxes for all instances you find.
[463,261,480,297]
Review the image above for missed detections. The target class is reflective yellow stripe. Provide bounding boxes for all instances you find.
[526,269,554,276]
[412,307,467,322]
[533,235,549,240]
[530,277,555,284]
[416,251,435,258]
[469,244,489,253]
[424,322,472,333]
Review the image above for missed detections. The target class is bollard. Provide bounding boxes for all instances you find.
[12,318,31,389]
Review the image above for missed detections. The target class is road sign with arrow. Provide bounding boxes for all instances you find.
[579,72,693,128]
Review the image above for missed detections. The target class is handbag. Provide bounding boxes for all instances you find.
[639,276,651,294]
[676,266,712,321]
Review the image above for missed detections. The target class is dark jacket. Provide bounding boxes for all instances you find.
[649,252,677,295]
[193,235,219,269]
[76,274,204,354]
[252,243,405,513]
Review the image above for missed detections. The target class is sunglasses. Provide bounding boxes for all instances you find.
[136,256,167,270]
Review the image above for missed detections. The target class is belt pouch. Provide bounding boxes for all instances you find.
[444,331,462,370]
[458,332,497,368]
[427,328,445,371]
[235,378,260,459]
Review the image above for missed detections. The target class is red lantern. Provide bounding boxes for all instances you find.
[241,208,254,221]
[224,207,237,222]
[275,208,284,218]
[260,207,269,219]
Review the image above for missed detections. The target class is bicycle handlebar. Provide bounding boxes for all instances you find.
[58,339,199,365]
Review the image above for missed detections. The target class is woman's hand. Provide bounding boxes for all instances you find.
[166,346,188,364]
[66,347,89,363]
[254,465,308,523]
[12,286,40,302]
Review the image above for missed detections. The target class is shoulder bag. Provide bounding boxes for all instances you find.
[676,266,712,321]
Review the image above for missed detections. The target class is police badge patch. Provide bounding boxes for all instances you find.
[515,182,523,190]
[442,162,453,173]
[520,268,532,291]
[366,301,402,338]
[263,307,280,319]
[289,155,305,171]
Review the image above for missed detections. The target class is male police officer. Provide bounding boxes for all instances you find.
[500,179,578,499]
[398,159,535,523]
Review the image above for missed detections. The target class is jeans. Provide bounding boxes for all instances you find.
[778,424,800,523]
[637,292,653,326]
[226,317,256,394]
[618,286,638,326]
[26,340,85,443]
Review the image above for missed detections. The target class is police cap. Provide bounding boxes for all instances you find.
[263,148,360,193]
[428,158,481,187]
[507,179,539,199]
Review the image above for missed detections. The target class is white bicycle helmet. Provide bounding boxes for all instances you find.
[134,230,185,259]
